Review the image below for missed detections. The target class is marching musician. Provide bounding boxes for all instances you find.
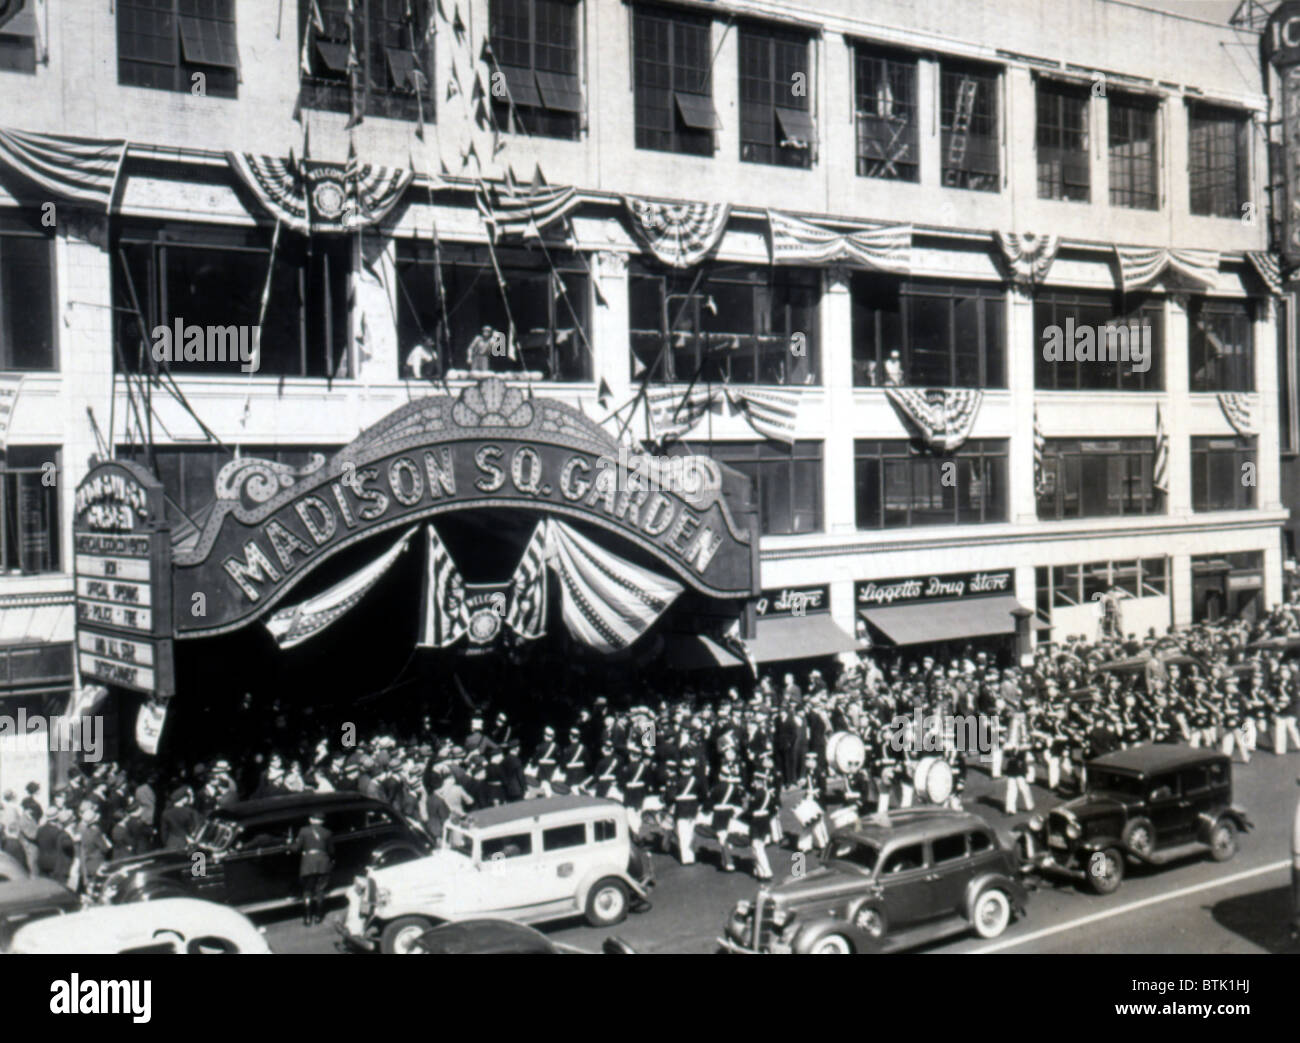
[670,754,703,865]
[533,726,561,795]
[620,745,652,838]
[592,740,622,800]
[793,751,830,852]
[707,754,747,873]
[557,725,591,795]
[746,753,779,881]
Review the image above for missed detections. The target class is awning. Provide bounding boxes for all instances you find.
[749,615,861,663]
[665,634,741,670]
[859,595,1034,646]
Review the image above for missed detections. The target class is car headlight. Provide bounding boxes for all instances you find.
[1066,820,1082,839]
[375,886,392,907]
[1028,815,1044,832]
[771,908,793,928]
[735,900,752,918]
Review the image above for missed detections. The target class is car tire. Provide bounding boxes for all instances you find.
[971,888,1012,939]
[808,933,853,954]
[1121,819,1155,860]
[851,903,887,940]
[379,916,435,954]
[1086,847,1124,895]
[1208,820,1237,863]
[584,878,629,927]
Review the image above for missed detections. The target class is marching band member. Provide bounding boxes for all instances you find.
[558,725,591,795]
[620,745,652,838]
[793,751,830,852]
[592,740,622,799]
[1002,736,1034,816]
[707,757,746,873]
[746,752,779,881]
[532,726,561,797]
[670,754,703,865]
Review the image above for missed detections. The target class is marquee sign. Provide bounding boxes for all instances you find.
[73,460,175,696]
[172,380,759,638]
[856,569,1013,608]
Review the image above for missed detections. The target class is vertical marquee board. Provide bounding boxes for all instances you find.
[73,460,175,697]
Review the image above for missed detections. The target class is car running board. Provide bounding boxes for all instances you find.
[1139,841,1207,866]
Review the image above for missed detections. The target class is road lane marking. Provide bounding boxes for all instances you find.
[971,859,1292,953]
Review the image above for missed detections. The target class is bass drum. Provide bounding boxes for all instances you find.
[911,756,954,805]
[827,731,867,775]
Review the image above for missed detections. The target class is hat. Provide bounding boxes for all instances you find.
[211,760,232,775]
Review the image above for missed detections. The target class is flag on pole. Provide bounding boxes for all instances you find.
[1032,405,1047,496]
[1153,403,1170,494]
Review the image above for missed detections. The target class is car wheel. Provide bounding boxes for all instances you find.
[971,888,1012,939]
[1208,820,1237,863]
[852,904,887,940]
[379,916,434,954]
[809,933,853,954]
[1086,847,1124,895]
[584,878,629,927]
[1121,819,1155,860]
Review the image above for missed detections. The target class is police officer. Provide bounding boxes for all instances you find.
[291,813,334,926]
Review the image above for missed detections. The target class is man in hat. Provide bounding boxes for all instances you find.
[292,813,335,926]
[160,786,201,850]
[35,805,76,887]
[746,752,779,881]
[558,725,591,795]
[532,725,561,794]
[592,740,622,800]
[619,745,652,837]
[707,754,746,872]
[111,799,155,857]
[670,754,703,865]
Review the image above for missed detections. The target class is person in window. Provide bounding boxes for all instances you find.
[883,349,904,386]
[404,338,438,380]
[467,325,499,374]
[291,813,335,927]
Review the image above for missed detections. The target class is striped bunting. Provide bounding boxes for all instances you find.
[227,152,412,235]
[1153,404,1170,495]
[646,385,722,443]
[726,387,800,445]
[490,183,580,239]
[625,196,730,268]
[265,526,416,649]
[546,519,682,653]
[418,522,469,648]
[884,387,983,452]
[995,231,1060,287]
[768,210,911,273]
[1033,405,1048,496]
[504,522,548,640]
[1115,245,1219,293]
[1217,392,1258,437]
[645,384,800,445]
[0,373,22,452]
[1246,251,1284,296]
[0,127,127,210]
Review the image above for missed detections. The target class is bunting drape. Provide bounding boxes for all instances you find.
[227,151,412,235]
[995,232,1060,287]
[645,385,800,445]
[767,210,911,272]
[489,183,580,239]
[883,387,983,452]
[1217,392,1258,437]
[625,196,730,268]
[0,127,127,211]
[1115,246,1219,293]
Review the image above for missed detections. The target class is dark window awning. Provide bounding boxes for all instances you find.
[665,634,741,670]
[536,70,583,113]
[0,0,37,38]
[776,106,815,147]
[675,91,721,130]
[749,615,861,663]
[498,63,542,108]
[315,40,351,73]
[178,14,239,69]
[385,48,420,91]
[859,595,1036,646]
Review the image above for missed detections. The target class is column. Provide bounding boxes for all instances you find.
[822,267,857,535]
[1007,286,1037,524]
[592,250,631,414]
[1164,295,1192,517]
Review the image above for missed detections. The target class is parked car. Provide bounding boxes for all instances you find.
[0,876,83,951]
[90,792,430,913]
[8,897,271,954]
[342,795,653,953]
[1020,744,1251,895]
[719,807,1028,954]
[0,850,28,882]
[405,918,638,954]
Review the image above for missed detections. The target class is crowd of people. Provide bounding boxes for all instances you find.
[5,604,1300,889]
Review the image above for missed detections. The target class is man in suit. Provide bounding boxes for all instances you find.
[35,806,76,887]
[160,786,201,850]
[292,813,335,926]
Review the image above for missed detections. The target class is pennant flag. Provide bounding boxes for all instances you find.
[1115,245,1219,293]
[995,231,1060,287]
[884,387,983,452]
[419,523,469,647]
[546,519,683,653]
[768,210,911,273]
[0,127,127,211]
[1153,403,1170,494]
[1033,406,1048,496]
[265,527,416,648]
[597,377,613,409]
[505,522,548,640]
[625,196,730,268]
[0,373,23,451]
[488,183,579,239]
[1217,392,1258,437]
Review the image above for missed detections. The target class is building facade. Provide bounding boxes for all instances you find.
[0,0,1287,720]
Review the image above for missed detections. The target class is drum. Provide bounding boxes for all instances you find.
[793,796,823,826]
[828,807,860,831]
[911,756,954,804]
[827,731,867,775]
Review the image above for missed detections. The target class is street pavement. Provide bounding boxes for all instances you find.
[260,748,1300,954]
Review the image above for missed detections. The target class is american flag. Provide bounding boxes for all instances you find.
[418,523,469,647]
[1033,405,1047,496]
[505,522,548,640]
[1153,404,1170,495]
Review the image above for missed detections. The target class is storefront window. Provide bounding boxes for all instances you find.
[1189,298,1253,392]
[709,441,822,535]
[630,264,819,385]
[1037,438,1163,519]
[0,446,60,575]
[852,277,1004,388]
[1191,435,1256,511]
[854,439,1007,529]
[1034,290,1163,390]
[397,243,591,382]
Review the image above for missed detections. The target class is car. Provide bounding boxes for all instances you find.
[342,795,654,953]
[0,850,29,882]
[1020,744,1252,895]
[719,807,1028,954]
[90,792,431,913]
[0,876,83,951]
[7,896,272,954]
[404,918,638,954]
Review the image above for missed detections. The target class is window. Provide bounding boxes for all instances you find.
[739,23,813,168]
[0,0,37,74]
[117,0,238,98]
[1141,557,1168,596]
[1207,760,1229,786]
[1191,436,1255,511]
[1181,767,1210,794]
[0,227,55,370]
[853,44,917,182]
[593,819,616,842]
[1036,439,1164,519]
[1109,93,1158,209]
[881,842,925,874]
[931,833,967,864]
[968,830,992,854]
[114,224,350,379]
[709,442,822,535]
[299,0,434,122]
[630,264,819,385]
[542,823,586,851]
[1189,298,1253,392]
[632,6,717,156]
[1034,290,1163,390]
[0,446,60,575]
[1037,80,1089,201]
[397,242,591,381]
[940,61,999,191]
[1188,103,1249,219]
[490,0,581,139]
[854,439,1008,530]
[481,832,533,859]
[852,277,1004,388]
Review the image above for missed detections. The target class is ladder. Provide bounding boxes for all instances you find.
[945,78,978,184]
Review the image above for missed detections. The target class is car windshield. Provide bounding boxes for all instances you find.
[194,819,236,850]
[444,827,474,858]
[823,838,880,872]
[1087,770,1145,798]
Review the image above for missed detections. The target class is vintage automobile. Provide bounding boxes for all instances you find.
[1020,744,1252,895]
[91,792,430,913]
[719,808,1028,954]
[406,918,638,955]
[0,874,83,951]
[8,897,272,954]
[342,795,653,953]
